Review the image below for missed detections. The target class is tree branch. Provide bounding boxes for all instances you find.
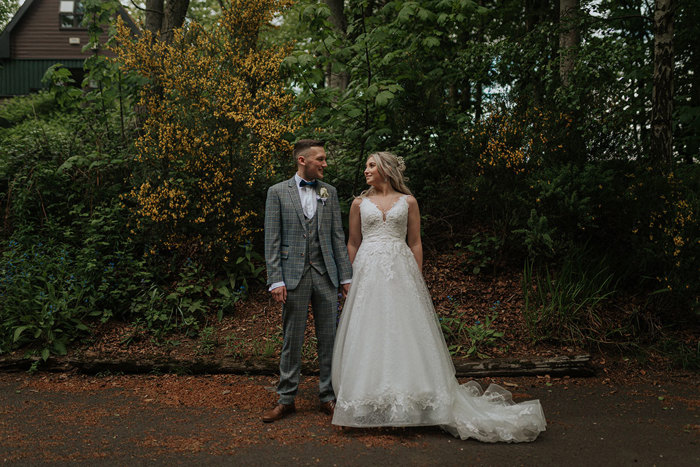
[130,0,163,16]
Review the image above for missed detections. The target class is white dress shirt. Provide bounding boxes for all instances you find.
[295,173,318,219]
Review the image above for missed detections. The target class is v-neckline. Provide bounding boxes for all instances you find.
[365,195,405,222]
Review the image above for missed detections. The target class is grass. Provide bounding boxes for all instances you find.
[521,253,616,347]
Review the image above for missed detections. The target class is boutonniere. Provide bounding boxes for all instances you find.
[317,187,329,205]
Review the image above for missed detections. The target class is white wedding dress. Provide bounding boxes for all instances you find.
[331,195,546,442]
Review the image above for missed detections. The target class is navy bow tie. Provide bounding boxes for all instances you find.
[299,179,317,188]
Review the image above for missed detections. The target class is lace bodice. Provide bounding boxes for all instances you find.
[360,195,409,243]
[355,195,413,281]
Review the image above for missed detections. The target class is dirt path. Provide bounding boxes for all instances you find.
[1,371,698,466]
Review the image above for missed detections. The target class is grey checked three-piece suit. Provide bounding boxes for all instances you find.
[264,177,353,404]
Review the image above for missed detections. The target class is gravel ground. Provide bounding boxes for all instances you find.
[1,369,698,466]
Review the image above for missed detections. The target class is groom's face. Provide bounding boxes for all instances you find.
[300,147,328,180]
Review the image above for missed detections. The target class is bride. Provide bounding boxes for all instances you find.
[331,152,546,442]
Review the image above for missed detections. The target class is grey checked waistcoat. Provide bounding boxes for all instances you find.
[304,213,327,276]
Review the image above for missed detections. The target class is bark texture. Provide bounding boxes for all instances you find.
[144,0,164,35]
[559,0,579,87]
[323,0,349,89]
[161,0,191,43]
[524,0,547,105]
[651,0,674,169]
[144,0,189,43]
[0,354,594,377]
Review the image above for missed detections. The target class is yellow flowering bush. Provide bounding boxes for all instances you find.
[112,0,305,260]
[472,106,570,176]
[626,169,699,310]
[463,105,574,238]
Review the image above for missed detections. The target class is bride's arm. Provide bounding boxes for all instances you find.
[406,196,423,272]
[347,198,363,264]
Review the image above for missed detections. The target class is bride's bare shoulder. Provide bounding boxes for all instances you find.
[351,197,364,208]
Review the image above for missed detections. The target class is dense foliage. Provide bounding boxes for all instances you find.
[277,0,699,353]
[0,0,282,358]
[0,0,697,365]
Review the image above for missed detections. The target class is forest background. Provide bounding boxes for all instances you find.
[0,0,698,369]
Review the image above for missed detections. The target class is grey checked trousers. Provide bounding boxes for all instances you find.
[277,267,338,405]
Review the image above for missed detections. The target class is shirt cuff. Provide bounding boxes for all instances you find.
[269,281,285,291]
[340,279,352,285]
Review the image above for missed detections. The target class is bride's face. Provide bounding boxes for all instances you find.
[364,157,383,186]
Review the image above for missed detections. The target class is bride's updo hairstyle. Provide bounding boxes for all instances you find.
[362,151,412,197]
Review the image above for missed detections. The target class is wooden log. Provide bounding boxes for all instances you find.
[0,354,594,377]
[452,354,594,377]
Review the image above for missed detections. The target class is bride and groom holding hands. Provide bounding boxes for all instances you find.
[263,139,546,442]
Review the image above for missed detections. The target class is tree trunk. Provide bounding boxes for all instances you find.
[323,0,349,89]
[524,0,546,105]
[559,0,579,87]
[651,0,674,169]
[144,0,164,35]
[161,0,191,43]
[324,0,347,32]
[474,0,484,120]
[684,51,699,164]
[0,354,594,377]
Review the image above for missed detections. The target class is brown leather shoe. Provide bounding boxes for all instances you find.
[319,400,336,416]
[262,403,296,423]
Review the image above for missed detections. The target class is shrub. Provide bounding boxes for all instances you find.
[0,59,144,357]
[440,298,504,358]
[129,254,256,339]
[114,0,306,263]
[0,222,149,357]
[0,91,58,127]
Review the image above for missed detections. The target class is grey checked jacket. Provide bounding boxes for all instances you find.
[264,177,353,290]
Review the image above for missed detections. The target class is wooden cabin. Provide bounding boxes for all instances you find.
[0,0,138,96]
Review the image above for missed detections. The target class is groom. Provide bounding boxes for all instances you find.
[262,139,352,423]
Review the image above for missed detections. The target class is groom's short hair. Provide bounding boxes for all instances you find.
[293,139,325,161]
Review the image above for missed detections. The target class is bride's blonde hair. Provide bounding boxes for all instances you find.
[360,151,412,197]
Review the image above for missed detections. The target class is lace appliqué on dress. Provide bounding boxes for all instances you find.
[335,391,453,427]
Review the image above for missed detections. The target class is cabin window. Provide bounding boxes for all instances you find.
[59,1,85,29]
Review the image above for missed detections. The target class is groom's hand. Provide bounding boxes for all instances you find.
[341,283,350,298]
[271,285,287,304]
